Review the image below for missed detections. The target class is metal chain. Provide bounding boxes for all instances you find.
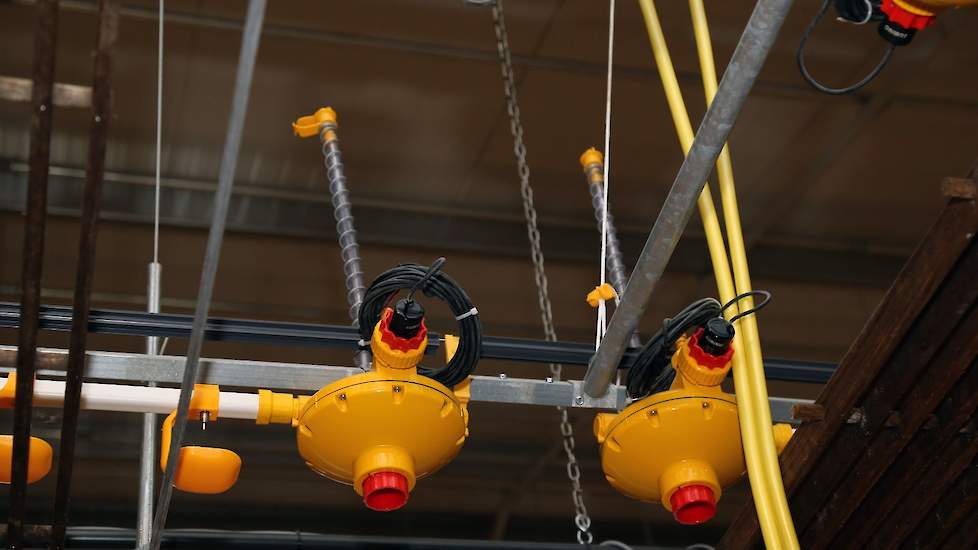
[490,1,593,544]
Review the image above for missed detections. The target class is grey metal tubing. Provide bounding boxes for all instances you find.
[148,1,265,548]
[319,122,369,370]
[583,0,795,398]
[582,160,641,349]
[136,262,160,550]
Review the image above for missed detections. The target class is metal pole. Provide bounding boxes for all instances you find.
[50,0,118,547]
[149,1,265,547]
[582,0,795,398]
[8,1,59,547]
[136,262,161,550]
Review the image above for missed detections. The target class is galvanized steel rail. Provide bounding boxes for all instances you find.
[0,346,816,424]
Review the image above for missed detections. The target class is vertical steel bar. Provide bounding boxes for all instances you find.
[136,262,161,550]
[149,2,265,547]
[583,0,794,398]
[50,0,120,547]
[8,1,59,547]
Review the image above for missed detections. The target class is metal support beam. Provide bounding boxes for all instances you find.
[51,0,119,546]
[149,2,265,546]
[0,301,837,383]
[8,0,59,546]
[0,346,812,423]
[583,0,795,398]
[136,262,160,550]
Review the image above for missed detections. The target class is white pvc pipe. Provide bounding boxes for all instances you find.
[4,377,259,420]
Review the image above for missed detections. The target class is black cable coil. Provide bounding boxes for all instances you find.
[625,291,771,400]
[625,298,722,399]
[358,260,481,388]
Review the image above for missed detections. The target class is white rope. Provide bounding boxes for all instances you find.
[596,0,616,350]
[153,0,164,263]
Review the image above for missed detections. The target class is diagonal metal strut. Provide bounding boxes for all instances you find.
[148,1,266,548]
[583,0,796,398]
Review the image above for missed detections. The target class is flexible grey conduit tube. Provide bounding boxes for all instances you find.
[581,152,641,349]
[319,119,370,370]
[583,0,795,398]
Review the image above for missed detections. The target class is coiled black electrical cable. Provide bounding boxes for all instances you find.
[625,298,722,399]
[797,0,896,95]
[358,258,481,387]
[625,291,773,400]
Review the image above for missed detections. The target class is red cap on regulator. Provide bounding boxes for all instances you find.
[362,471,410,512]
[670,484,717,525]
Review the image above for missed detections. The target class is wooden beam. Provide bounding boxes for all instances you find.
[828,361,978,546]
[7,0,59,546]
[798,257,978,548]
[718,185,978,549]
[871,420,978,548]
[895,454,978,548]
[941,177,977,200]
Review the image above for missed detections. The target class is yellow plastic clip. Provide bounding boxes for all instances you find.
[452,378,471,406]
[292,107,337,138]
[586,283,617,308]
[189,383,220,420]
[443,333,460,364]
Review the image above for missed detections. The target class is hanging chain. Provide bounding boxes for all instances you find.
[490,1,593,544]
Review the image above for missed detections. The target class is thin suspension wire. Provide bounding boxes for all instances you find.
[153,0,163,263]
[596,0,616,349]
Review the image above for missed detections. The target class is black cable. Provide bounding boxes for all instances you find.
[722,290,772,324]
[625,290,773,399]
[625,298,722,399]
[358,259,481,387]
[797,0,896,95]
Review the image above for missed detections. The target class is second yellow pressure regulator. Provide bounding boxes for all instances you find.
[595,296,792,525]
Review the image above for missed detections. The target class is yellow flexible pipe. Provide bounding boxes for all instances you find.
[635,0,794,547]
[633,0,736,309]
[688,0,800,547]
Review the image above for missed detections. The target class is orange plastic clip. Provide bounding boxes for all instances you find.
[586,283,617,308]
[292,107,337,138]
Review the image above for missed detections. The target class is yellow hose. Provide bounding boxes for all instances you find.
[635,0,797,546]
[688,0,800,547]
[633,0,736,308]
